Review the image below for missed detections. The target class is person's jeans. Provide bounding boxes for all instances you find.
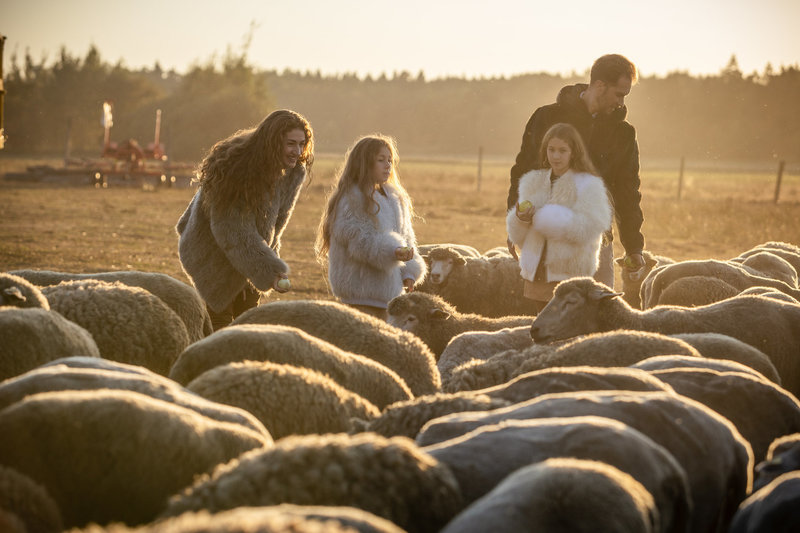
[207,285,261,331]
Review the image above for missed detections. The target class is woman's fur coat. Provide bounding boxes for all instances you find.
[506,168,611,282]
[176,165,306,313]
[328,183,426,308]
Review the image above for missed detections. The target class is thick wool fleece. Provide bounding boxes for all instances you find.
[176,165,306,313]
[328,183,426,308]
[507,169,611,282]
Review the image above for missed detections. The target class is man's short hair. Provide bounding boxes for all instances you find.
[591,54,638,85]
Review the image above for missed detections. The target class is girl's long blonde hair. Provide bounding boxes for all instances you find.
[315,134,414,261]
[539,123,599,176]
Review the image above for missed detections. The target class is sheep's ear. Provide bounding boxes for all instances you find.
[454,255,467,267]
[429,308,451,321]
[2,287,26,303]
[588,286,623,302]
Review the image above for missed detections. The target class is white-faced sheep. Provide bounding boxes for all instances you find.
[648,367,800,462]
[426,417,687,533]
[437,326,533,384]
[615,250,674,309]
[0,389,271,528]
[0,465,63,533]
[160,433,464,533]
[232,299,440,396]
[418,246,531,317]
[386,292,532,358]
[418,389,753,533]
[728,471,800,533]
[440,458,660,533]
[669,332,781,384]
[529,277,800,397]
[10,269,213,343]
[186,361,380,439]
[170,324,412,410]
[0,356,270,436]
[0,272,49,309]
[0,307,100,382]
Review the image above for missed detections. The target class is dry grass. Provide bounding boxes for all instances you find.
[1,155,799,303]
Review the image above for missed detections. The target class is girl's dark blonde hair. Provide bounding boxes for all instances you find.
[197,109,314,213]
[540,123,599,176]
[315,134,413,260]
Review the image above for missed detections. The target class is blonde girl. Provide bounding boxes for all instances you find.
[316,135,426,320]
[506,122,612,311]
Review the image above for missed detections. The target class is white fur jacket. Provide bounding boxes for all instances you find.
[176,165,306,313]
[506,168,612,282]
[328,183,426,308]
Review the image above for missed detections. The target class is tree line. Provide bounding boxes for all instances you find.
[3,46,799,165]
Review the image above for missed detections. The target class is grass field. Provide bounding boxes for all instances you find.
[1,155,799,303]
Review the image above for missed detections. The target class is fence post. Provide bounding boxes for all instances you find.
[477,146,483,192]
[773,160,785,204]
[677,156,685,200]
[63,116,73,165]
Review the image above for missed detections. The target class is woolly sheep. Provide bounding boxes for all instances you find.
[443,344,554,393]
[616,250,674,309]
[417,390,753,533]
[0,357,270,436]
[649,367,800,462]
[418,246,531,317]
[186,361,380,439]
[417,243,481,258]
[0,389,270,527]
[441,458,659,533]
[670,332,781,384]
[355,392,511,438]
[232,299,440,396]
[0,465,63,533]
[631,354,776,383]
[0,272,49,309]
[655,275,740,307]
[0,307,100,382]
[427,418,686,533]
[529,277,800,397]
[737,250,799,287]
[170,324,412,410]
[738,285,800,304]
[40,279,190,376]
[728,471,800,533]
[437,326,533,385]
[753,433,800,492]
[734,240,800,278]
[481,246,513,258]
[11,269,213,343]
[160,432,464,533]
[386,292,532,358]
[74,505,406,533]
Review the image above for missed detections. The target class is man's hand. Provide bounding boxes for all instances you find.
[273,274,291,293]
[507,237,519,260]
[403,278,415,292]
[622,253,646,270]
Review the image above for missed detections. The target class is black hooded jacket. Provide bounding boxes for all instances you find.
[507,83,644,255]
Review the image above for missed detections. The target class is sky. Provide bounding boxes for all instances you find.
[4,0,800,79]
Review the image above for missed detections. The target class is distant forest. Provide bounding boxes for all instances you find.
[3,45,799,165]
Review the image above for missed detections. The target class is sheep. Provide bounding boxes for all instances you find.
[10,269,213,343]
[232,299,440,396]
[443,344,556,393]
[428,419,685,533]
[655,275,740,307]
[418,246,531,317]
[529,277,800,397]
[753,433,800,492]
[40,279,191,376]
[437,326,533,384]
[0,272,49,309]
[386,292,532,358]
[642,258,800,309]
[440,458,660,533]
[615,250,674,309]
[417,243,481,258]
[169,324,412,410]
[0,465,63,533]
[738,285,800,304]
[355,392,511,438]
[74,505,406,533]
[0,307,100,382]
[0,389,271,528]
[186,361,381,439]
[669,332,782,384]
[728,471,800,533]
[734,240,800,280]
[0,357,270,436]
[417,389,753,533]
[632,354,778,384]
[648,367,800,462]
[736,250,799,287]
[160,432,464,533]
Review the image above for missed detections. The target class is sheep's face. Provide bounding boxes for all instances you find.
[530,278,617,343]
[429,258,455,285]
[387,311,420,333]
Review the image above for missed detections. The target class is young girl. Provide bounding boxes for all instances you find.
[316,135,426,320]
[176,109,314,330]
[506,122,612,312]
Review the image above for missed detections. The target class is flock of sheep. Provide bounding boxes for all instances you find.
[1,239,800,532]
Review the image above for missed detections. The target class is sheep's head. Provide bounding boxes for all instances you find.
[387,292,454,334]
[530,277,621,344]
[427,247,467,285]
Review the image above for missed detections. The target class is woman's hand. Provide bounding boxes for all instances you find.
[395,246,413,261]
[403,278,415,292]
[273,274,291,293]
[515,200,534,223]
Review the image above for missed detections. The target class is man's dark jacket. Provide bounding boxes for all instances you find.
[507,83,644,255]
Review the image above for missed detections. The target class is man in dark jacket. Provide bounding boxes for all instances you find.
[506,54,645,288]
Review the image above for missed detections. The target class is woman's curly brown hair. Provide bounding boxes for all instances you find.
[197,109,314,213]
